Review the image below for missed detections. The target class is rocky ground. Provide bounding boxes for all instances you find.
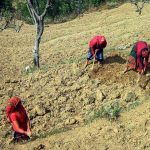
[0,3,150,150]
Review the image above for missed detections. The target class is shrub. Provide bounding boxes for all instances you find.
[100,101,121,119]
[85,101,121,124]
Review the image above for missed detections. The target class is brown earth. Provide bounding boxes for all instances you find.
[0,3,150,150]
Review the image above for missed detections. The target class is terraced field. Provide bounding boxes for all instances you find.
[0,3,150,150]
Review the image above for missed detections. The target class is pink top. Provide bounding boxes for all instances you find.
[135,41,149,72]
[89,36,107,56]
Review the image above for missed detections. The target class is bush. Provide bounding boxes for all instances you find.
[100,101,121,119]
[1,0,123,24]
[16,2,32,24]
[85,101,121,124]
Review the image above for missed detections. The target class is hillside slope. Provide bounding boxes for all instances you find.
[0,3,150,150]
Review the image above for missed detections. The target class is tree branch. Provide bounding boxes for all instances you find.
[41,0,51,18]
[34,0,40,15]
[130,0,149,15]
[26,0,39,20]
[26,1,36,23]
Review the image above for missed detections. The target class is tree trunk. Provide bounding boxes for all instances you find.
[33,20,44,68]
[26,0,50,68]
[33,34,40,68]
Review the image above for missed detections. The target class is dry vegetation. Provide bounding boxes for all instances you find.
[0,3,150,150]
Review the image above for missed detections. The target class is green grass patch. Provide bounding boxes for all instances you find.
[125,100,142,112]
[85,101,122,124]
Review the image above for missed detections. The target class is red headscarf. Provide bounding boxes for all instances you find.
[97,36,105,45]
[6,96,21,122]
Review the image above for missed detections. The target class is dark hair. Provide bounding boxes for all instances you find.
[142,48,148,51]
[15,101,22,109]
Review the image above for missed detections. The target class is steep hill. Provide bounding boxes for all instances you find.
[0,3,150,150]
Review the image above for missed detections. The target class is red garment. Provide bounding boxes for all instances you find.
[89,36,107,56]
[10,107,28,132]
[127,56,136,70]
[135,41,149,72]
[6,97,28,132]
[6,97,21,120]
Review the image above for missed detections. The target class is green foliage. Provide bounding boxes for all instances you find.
[0,0,13,11]
[0,0,14,21]
[0,0,121,24]
[2,9,12,20]
[126,100,141,111]
[88,0,104,7]
[106,0,119,9]
[100,102,121,119]
[16,2,32,24]
[85,101,121,124]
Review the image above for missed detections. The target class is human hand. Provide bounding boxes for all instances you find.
[137,68,144,75]
[143,67,147,73]
[25,131,31,137]
[141,69,145,75]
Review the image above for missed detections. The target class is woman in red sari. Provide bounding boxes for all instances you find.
[124,41,150,74]
[84,35,107,68]
[6,96,31,142]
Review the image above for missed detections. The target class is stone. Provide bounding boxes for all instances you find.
[96,90,105,102]
[11,79,19,83]
[0,93,4,97]
[65,118,76,125]
[113,128,118,133]
[26,93,34,98]
[5,79,11,83]
[33,144,45,150]
[34,105,46,116]
[25,65,31,72]
[65,104,75,112]
[54,77,62,85]
[94,79,101,87]
[29,109,37,119]
[70,83,82,91]
[110,91,121,99]
[58,96,67,104]
[83,96,95,105]
[78,74,90,83]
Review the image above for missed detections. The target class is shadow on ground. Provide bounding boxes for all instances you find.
[104,54,126,64]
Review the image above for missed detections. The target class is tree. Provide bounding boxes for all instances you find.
[0,8,23,32]
[26,0,50,68]
[130,0,150,15]
[74,0,84,17]
[0,0,23,32]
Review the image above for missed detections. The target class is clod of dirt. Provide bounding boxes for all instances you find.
[65,118,77,125]
[96,90,106,102]
[33,144,45,150]
[34,105,46,116]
